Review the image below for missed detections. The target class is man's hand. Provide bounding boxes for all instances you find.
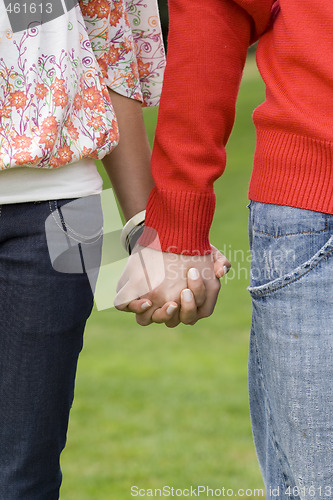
[114,245,230,327]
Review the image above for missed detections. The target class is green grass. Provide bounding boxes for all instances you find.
[60,56,266,499]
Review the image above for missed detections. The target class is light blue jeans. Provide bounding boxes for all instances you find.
[247,201,333,500]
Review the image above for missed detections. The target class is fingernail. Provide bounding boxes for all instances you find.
[182,289,193,302]
[223,266,230,276]
[188,268,200,280]
[141,301,151,311]
[166,304,178,315]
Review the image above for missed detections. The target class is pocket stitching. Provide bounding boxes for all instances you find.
[248,237,333,297]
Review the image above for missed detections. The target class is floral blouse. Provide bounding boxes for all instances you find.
[81,0,165,107]
[0,0,165,170]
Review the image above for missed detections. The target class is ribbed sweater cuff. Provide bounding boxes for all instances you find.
[138,188,216,255]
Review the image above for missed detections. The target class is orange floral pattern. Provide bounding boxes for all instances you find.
[0,1,165,170]
[80,0,165,106]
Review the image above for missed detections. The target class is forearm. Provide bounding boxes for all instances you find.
[102,89,154,221]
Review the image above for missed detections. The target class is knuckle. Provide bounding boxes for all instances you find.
[198,306,213,319]
[152,309,172,324]
[211,280,221,293]
[151,316,164,324]
[166,321,179,329]
[136,315,152,327]
[206,308,215,318]
[183,319,196,325]
[147,288,159,301]
[127,302,139,313]
[181,313,197,325]
[147,288,168,306]
[114,303,127,311]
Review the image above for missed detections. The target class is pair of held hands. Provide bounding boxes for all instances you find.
[114,245,231,327]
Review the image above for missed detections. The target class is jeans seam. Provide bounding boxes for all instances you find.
[251,330,293,495]
[253,216,328,238]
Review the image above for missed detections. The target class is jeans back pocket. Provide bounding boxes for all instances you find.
[248,202,333,294]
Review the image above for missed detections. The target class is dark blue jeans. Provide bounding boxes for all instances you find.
[0,198,101,499]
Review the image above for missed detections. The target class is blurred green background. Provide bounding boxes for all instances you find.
[59,56,266,499]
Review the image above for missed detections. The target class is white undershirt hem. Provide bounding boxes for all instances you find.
[0,159,103,204]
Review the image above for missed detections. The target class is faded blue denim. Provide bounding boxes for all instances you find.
[0,197,102,499]
[248,201,333,499]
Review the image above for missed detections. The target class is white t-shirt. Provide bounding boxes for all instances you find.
[0,159,103,204]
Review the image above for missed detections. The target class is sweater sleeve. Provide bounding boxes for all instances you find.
[140,0,275,254]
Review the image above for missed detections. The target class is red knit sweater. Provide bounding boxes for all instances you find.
[141,0,333,255]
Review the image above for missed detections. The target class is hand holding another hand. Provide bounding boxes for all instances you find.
[114,245,230,327]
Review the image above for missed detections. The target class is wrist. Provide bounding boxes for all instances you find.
[120,210,146,254]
